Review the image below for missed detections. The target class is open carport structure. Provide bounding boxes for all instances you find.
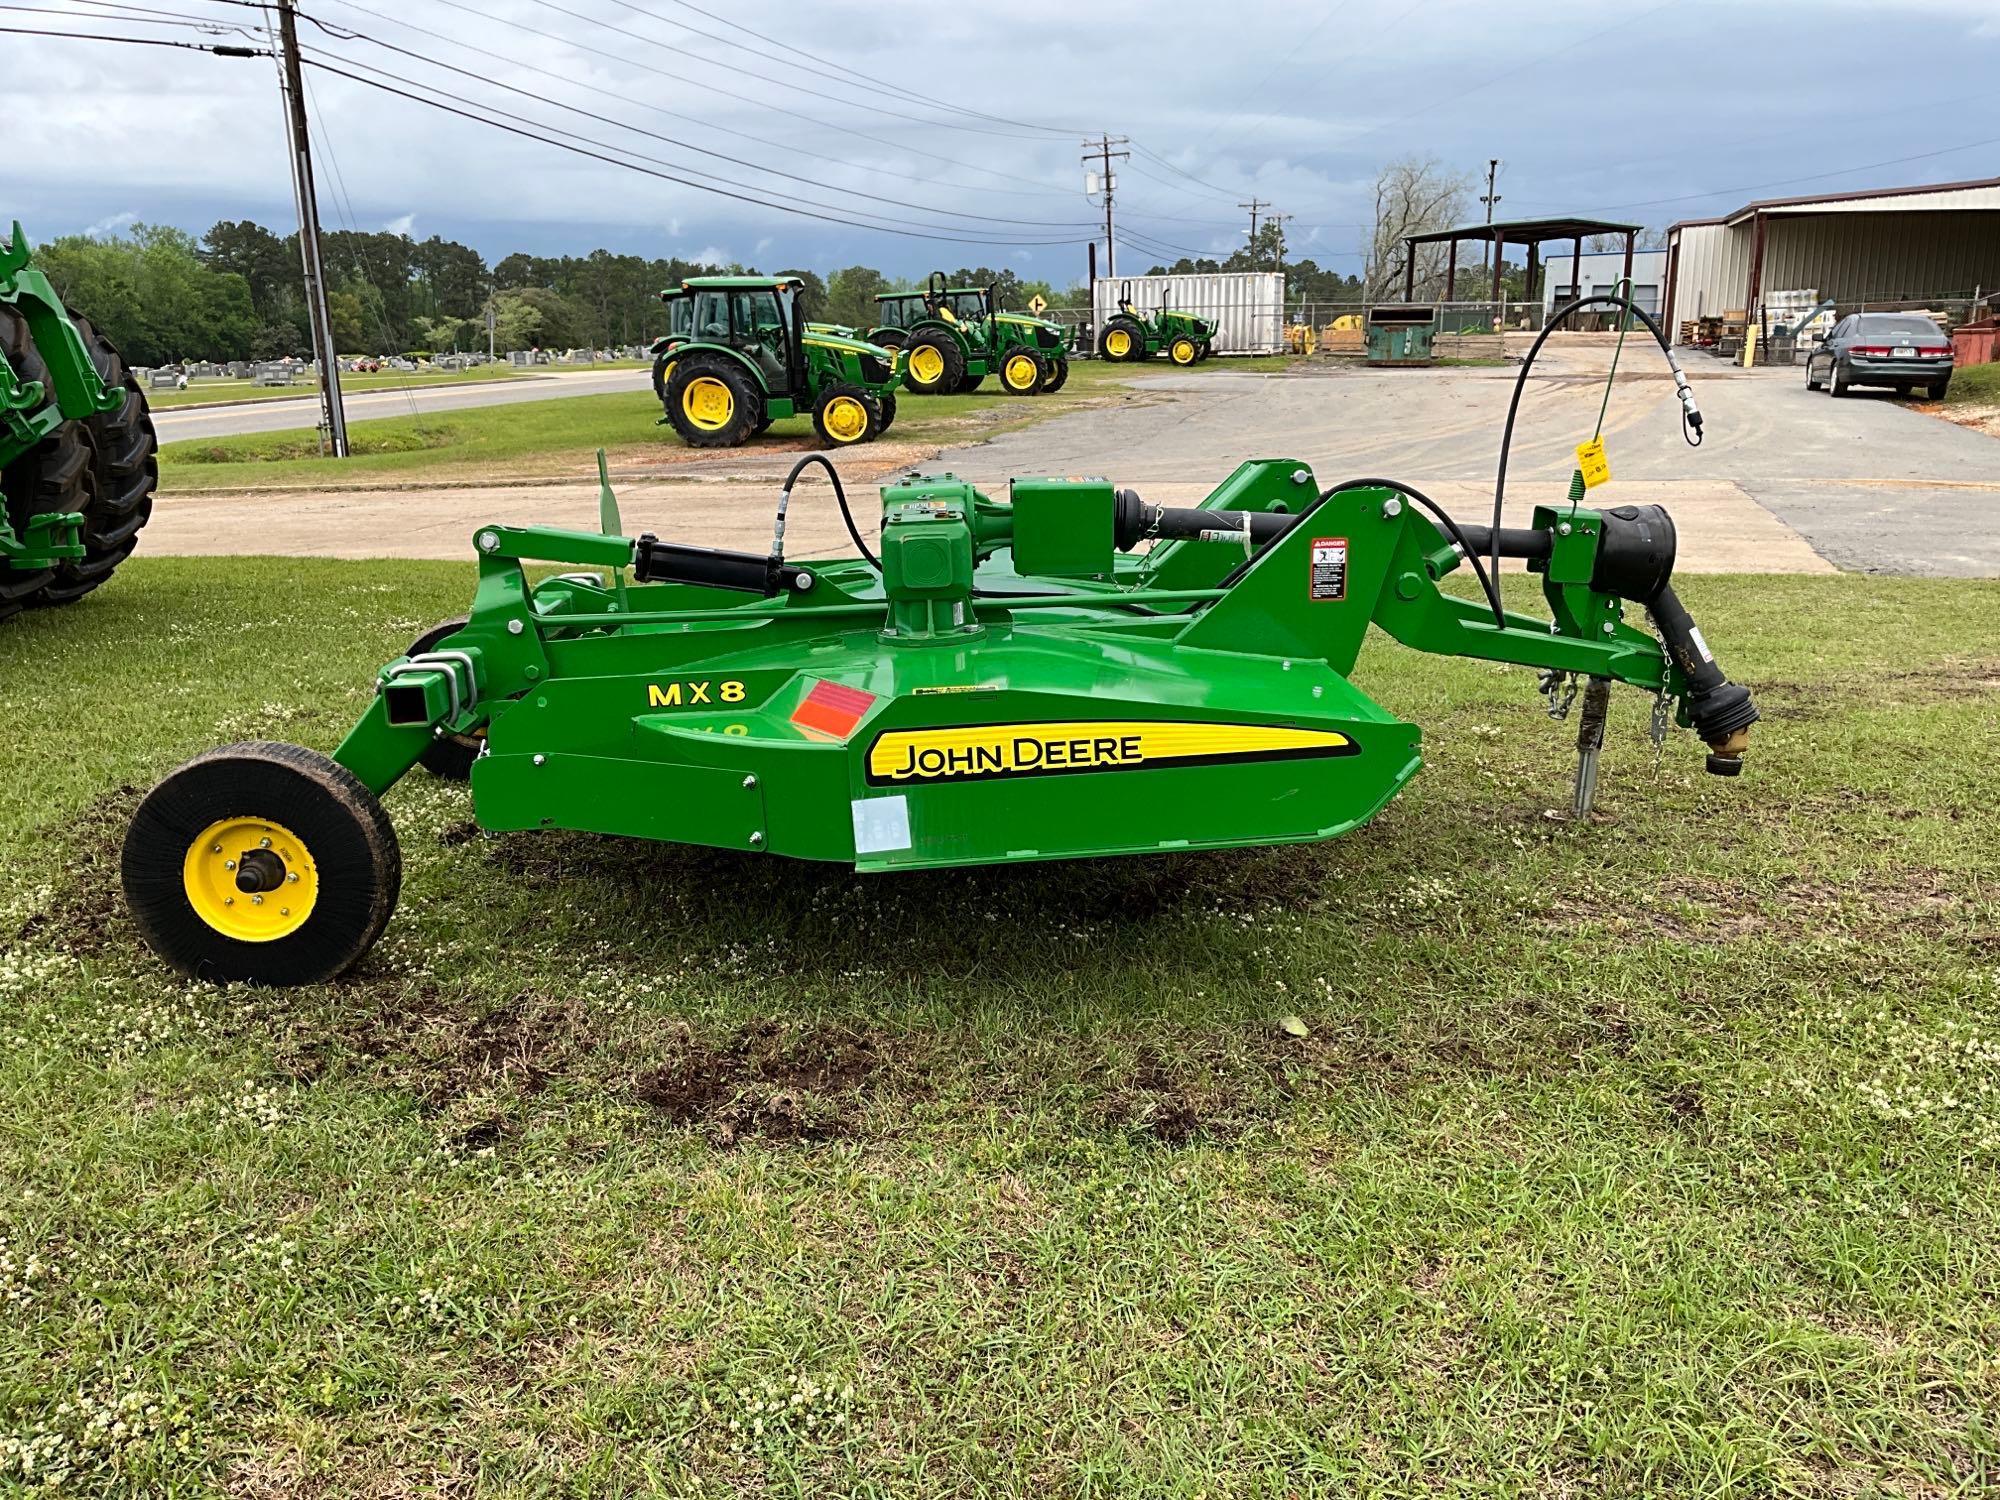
[1399,215,1642,311]
[1663,176,2000,338]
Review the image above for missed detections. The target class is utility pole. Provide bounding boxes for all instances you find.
[1239,197,1268,260]
[1081,134,1130,281]
[1478,158,1502,274]
[1269,213,1293,274]
[274,0,347,456]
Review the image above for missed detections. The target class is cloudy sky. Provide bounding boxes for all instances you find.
[9,0,1999,278]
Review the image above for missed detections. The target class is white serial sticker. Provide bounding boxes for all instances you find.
[1688,625,1714,664]
[852,795,912,854]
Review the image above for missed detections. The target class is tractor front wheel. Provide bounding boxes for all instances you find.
[665,358,760,447]
[904,330,965,395]
[876,392,897,433]
[122,742,402,986]
[813,384,881,447]
[1100,318,1147,362]
[1000,347,1047,395]
[1044,357,1070,393]
[1168,335,1200,366]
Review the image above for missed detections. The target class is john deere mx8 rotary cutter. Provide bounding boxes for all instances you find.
[864,275,1073,397]
[2,222,157,622]
[1099,282,1218,366]
[655,276,906,449]
[123,293,1756,987]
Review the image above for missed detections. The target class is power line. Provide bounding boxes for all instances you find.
[398,0,1078,200]
[0,18,263,51]
[316,0,1067,204]
[595,0,1078,141]
[302,55,1094,248]
[299,18,1096,231]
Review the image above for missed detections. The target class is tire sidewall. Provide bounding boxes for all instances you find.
[665,355,760,446]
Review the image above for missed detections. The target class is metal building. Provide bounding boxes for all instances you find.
[1541,248,1670,317]
[1664,176,2000,340]
[1091,272,1284,355]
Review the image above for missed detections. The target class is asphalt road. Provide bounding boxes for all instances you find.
[921,351,2000,577]
[151,366,651,442]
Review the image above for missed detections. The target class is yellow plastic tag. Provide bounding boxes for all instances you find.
[1575,436,1611,489]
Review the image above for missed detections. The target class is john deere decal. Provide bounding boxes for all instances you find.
[865,721,1355,786]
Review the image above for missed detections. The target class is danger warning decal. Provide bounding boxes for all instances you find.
[1309,537,1348,601]
[790,679,876,740]
[865,721,1356,786]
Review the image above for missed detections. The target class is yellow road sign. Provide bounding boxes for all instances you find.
[1027,295,1048,314]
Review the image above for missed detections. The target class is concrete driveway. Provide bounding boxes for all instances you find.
[142,345,1999,576]
[916,349,1999,577]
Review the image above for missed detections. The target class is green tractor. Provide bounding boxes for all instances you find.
[646,286,694,409]
[656,276,906,449]
[1,222,156,623]
[868,274,1073,398]
[1098,281,1217,366]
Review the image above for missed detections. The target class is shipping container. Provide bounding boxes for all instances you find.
[1091,272,1285,355]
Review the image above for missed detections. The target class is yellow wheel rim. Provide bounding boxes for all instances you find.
[182,816,318,943]
[1005,354,1038,390]
[662,360,677,386]
[1171,339,1197,364]
[681,376,734,431]
[1106,329,1131,357]
[822,394,870,443]
[910,345,945,386]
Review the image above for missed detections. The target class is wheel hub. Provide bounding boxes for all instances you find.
[182,816,317,942]
[683,377,734,430]
[824,396,869,442]
[1006,355,1037,389]
[910,346,945,385]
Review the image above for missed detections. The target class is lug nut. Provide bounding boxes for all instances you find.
[224,859,236,871]
[286,872,298,884]
[259,837,271,848]
[211,843,223,853]
[251,894,263,905]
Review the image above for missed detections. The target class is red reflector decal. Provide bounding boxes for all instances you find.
[790,679,876,740]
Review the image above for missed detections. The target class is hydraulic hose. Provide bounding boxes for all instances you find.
[782,451,878,571]
[1490,292,1703,591]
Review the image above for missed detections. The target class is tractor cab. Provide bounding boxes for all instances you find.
[656,276,904,450]
[648,287,696,403]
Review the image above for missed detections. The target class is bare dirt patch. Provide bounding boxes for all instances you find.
[631,1019,881,1145]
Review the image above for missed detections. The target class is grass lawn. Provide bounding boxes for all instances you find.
[145,366,539,410]
[2,561,1996,1494]
[1944,360,1999,405]
[155,362,1154,491]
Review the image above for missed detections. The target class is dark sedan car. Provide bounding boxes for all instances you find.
[1805,312,1953,399]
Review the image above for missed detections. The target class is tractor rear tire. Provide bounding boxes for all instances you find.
[123,741,402,986]
[0,304,93,622]
[665,357,760,447]
[813,384,880,447]
[1100,317,1147,362]
[904,330,964,396]
[1044,357,1070,393]
[999,346,1047,395]
[876,392,897,433]
[870,328,908,351]
[34,316,156,608]
[408,617,484,780]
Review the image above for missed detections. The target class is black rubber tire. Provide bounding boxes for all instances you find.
[1044,357,1069,393]
[123,741,402,986]
[903,329,965,396]
[998,346,1047,395]
[407,617,483,779]
[812,383,881,447]
[1828,360,1848,397]
[1804,358,1822,391]
[0,305,96,622]
[869,328,908,351]
[956,369,984,394]
[876,391,897,433]
[35,316,156,608]
[1929,379,1951,400]
[1099,316,1149,362]
[1167,335,1200,366]
[664,355,760,448]
[651,351,673,406]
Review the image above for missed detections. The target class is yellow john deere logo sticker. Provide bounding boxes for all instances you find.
[865,721,1356,786]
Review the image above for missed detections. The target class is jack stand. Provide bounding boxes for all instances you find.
[1573,677,1611,817]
